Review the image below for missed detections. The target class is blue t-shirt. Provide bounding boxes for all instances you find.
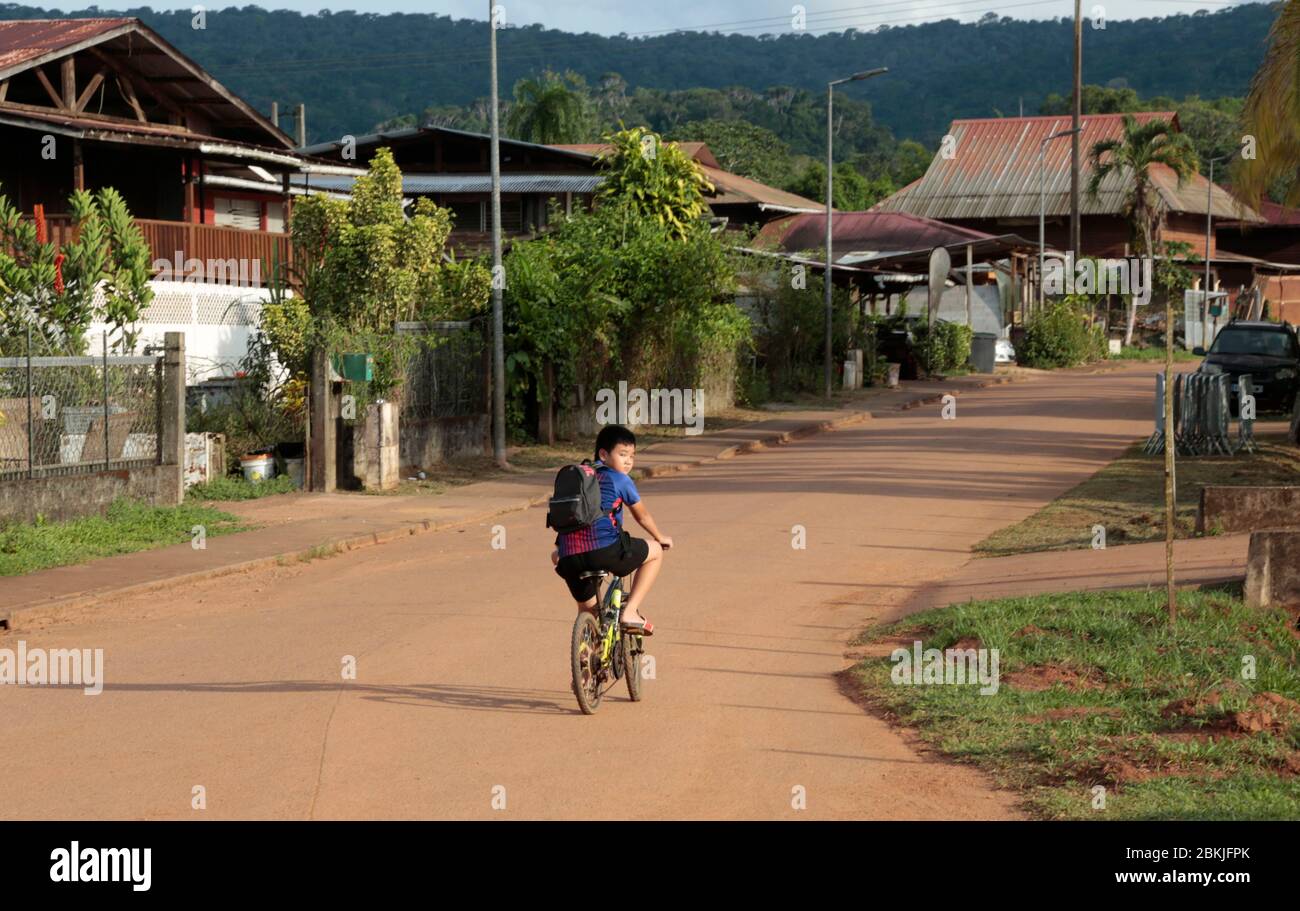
[555,462,640,557]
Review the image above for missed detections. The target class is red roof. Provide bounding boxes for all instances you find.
[872,111,1256,222]
[1255,200,1300,227]
[755,210,993,256]
[0,18,134,73]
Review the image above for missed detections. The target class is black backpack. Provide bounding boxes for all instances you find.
[546,460,612,533]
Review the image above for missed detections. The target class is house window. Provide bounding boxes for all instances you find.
[497,199,523,234]
[214,196,261,231]
[448,201,484,232]
[265,202,286,233]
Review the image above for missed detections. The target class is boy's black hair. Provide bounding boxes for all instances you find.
[595,424,636,461]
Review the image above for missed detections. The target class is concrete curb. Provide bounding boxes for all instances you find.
[2,374,1026,630]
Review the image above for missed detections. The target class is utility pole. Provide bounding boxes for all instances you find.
[1071,0,1083,257]
[296,104,307,148]
[825,68,887,399]
[488,2,507,466]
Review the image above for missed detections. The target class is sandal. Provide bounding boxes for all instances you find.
[621,618,654,636]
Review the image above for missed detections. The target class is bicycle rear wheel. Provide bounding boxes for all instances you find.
[571,611,603,715]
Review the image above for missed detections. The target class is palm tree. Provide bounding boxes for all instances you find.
[506,71,589,145]
[1086,114,1198,345]
[1234,0,1300,208]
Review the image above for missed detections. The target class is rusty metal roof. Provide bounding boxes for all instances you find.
[0,18,135,73]
[872,112,1257,222]
[755,210,992,258]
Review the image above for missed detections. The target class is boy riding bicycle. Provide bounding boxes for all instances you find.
[550,425,672,635]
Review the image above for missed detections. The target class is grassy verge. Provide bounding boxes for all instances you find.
[975,436,1300,557]
[850,587,1300,820]
[0,498,248,576]
[1113,347,1202,363]
[187,475,298,501]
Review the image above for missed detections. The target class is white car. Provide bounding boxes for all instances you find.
[995,338,1016,364]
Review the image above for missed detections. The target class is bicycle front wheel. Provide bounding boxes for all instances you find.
[623,633,643,702]
[571,611,603,715]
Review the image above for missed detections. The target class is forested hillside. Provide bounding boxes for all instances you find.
[0,2,1277,148]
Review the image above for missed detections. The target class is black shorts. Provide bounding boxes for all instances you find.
[555,532,651,602]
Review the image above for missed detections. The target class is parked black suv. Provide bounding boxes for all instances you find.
[1195,320,1300,415]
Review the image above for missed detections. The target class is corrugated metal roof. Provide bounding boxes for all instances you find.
[291,173,604,195]
[299,127,598,162]
[755,210,993,258]
[0,17,133,72]
[873,112,1256,222]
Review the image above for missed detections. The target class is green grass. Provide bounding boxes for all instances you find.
[975,437,1300,557]
[850,587,1300,819]
[1113,346,1202,363]
[186,475,298,501]
[0,498,249,576]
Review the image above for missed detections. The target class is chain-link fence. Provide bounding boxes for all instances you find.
[397,320,487,421]
[0,337,163,480]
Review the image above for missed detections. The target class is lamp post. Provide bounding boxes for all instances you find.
[1038,125,1081,310]
[488,2,506,466]
[825,67,887,399]
[1204,155,1223,334]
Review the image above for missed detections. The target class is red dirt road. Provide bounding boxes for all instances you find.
[0,365,1178,819]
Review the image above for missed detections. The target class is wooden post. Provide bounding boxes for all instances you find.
[965,244,973,327]
[308,347,336,492]
[72,139,84,191]
[161,332,186,505]
[183,157,195,223]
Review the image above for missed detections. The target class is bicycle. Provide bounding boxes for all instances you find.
[570,570,645,715]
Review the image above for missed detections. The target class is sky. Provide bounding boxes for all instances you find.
[82,1,1260,37]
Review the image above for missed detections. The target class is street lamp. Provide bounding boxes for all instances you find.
[825,67,887,399]
[1204,155,1224,336]
[1039,125,1081,310]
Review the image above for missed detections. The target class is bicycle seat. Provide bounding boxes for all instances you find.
[577,570,608,581]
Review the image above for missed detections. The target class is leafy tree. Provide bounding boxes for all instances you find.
[1234,0,1300,207]
[786,161,893,211]
[595,126,714,239]
[287,148,491,395]
[506,70,592,144]
[669,119,794,186]
[1086,115,1198,345]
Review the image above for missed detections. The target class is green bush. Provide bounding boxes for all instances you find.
[1021,302,1105,368]
[911,320,972,375]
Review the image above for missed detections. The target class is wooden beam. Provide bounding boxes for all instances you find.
[0,80,8,102]
[33,67,67,110]
[74,68,108,113]
[72,139,85,191]
[61,57,76,110]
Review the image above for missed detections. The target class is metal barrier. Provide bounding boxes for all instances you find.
[0,334,163,480]
[1144,372,1255,456]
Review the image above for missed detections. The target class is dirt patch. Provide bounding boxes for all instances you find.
[1004,664,1108,692]
[848,626,935,660]
[1013,624,1049,638]
[949,636,983,652]
[1162,691,1300,738]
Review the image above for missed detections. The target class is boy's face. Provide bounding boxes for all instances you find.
[600,442,635,474]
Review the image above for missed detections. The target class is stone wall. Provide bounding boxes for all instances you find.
[0,465,183,524]
[1196,486,1300,534]
[1245,530,1300,608]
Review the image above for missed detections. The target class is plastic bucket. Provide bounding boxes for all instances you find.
[241,454,275,482]
[283,457,305,489]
